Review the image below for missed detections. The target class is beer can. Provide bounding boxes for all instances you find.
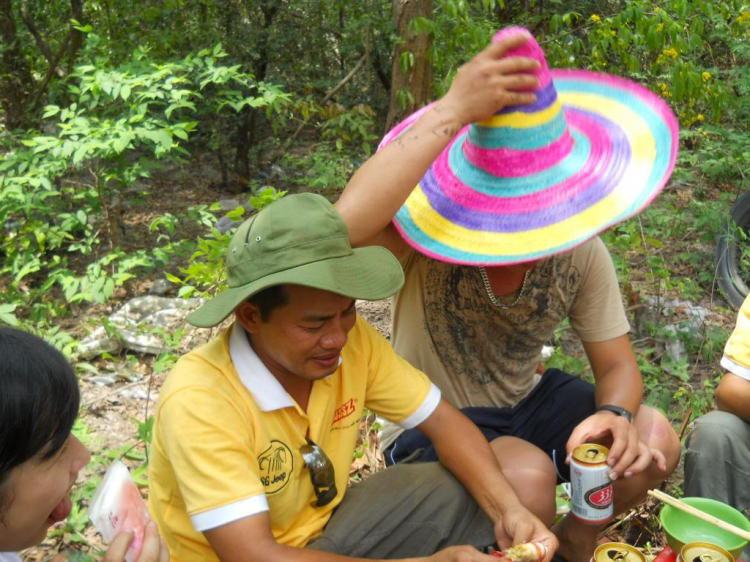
[678,542,734,562]
[591,543,646,562]
[571,443,614,524]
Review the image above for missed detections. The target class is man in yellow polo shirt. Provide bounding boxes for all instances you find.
[148,190,557,561]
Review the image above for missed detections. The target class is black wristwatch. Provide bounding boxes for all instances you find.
[597,404,634,423]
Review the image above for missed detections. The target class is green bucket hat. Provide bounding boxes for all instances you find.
[187,193,404,328]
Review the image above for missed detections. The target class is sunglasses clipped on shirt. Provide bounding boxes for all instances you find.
[300,437,338,508]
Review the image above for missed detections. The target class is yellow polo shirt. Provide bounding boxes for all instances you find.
[149,316,440,561]
[721,293,750,381]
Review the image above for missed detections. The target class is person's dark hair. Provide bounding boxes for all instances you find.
[248,285,289,322]
[0,328,80,503]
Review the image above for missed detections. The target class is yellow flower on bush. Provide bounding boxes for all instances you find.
[656,83,671,98]
[590,14,601,23]
[663,48,679,59]
[738,11,750,23]
[656,23,664,32]
[654,6,660,12]
[702,72,711,82]
[697,114,705,121]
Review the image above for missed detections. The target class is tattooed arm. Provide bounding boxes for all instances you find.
[335,33,539,257]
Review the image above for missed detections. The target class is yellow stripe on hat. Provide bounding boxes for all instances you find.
[479,100,562,129]
[405,93,656,256]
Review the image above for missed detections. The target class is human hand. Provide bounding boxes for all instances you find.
[566,412,668,479]
[426,545,502,561]
[437,32,540,126]
[493,506,557,562]
[103,521,169,562]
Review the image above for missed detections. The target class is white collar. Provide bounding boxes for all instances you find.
[228,323,342,412]
[229,323,297,412]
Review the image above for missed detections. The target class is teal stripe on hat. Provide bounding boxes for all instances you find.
[450,129,591,197]
[467,111,568,150]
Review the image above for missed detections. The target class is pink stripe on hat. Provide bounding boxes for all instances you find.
[433,111,614,214]
[463,130,575,177]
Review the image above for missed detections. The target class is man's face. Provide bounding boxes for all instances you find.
[238,285,357,383]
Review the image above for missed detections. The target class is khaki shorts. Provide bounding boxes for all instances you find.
[306,462,496,558]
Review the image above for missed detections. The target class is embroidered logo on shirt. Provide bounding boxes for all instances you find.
[257,440,293,494]
[332,398,358,424]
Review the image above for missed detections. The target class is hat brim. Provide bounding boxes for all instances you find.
[380,69,679,266]
[187,245,404,328]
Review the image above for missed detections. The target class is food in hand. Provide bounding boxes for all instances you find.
[89,461,152,562]
[492,542,549,561]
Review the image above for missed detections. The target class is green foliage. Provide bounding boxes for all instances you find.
[322,104,379,156]
[411,0,501,95]
[166,186,287,299]
[0,304,19,326]
[673,378,717,417]
[281,145,356,196]
[544,0,750,197]
[546,346,587,376]
[0,41,289,319]
[602,190,732,303]
[601,185,732,425]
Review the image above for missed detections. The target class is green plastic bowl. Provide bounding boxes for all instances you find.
[659,497,750,559]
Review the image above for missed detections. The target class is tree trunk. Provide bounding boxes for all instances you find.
[232,0,281,191]
[385,0,433,131]
[0,0,32,129]
[68,0,84,72]
[371,39,392,93]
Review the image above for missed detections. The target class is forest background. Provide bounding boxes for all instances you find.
[2,0,750,559]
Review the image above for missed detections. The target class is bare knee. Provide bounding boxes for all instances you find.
[608,407,680,513]
[635,405,681,475]
[490,437,557,526]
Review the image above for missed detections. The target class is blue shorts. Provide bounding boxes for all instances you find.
[383,369,596,483]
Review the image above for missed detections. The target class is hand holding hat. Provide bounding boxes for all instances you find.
[437,31,541,127]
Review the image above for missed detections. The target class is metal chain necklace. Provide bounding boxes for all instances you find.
[478,267,530,309]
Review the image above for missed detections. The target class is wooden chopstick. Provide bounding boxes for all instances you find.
[648,489,750,542]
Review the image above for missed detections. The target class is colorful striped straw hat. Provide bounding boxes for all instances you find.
[379,27,679,266]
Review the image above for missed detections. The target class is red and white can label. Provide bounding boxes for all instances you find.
[585,482,614,509]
